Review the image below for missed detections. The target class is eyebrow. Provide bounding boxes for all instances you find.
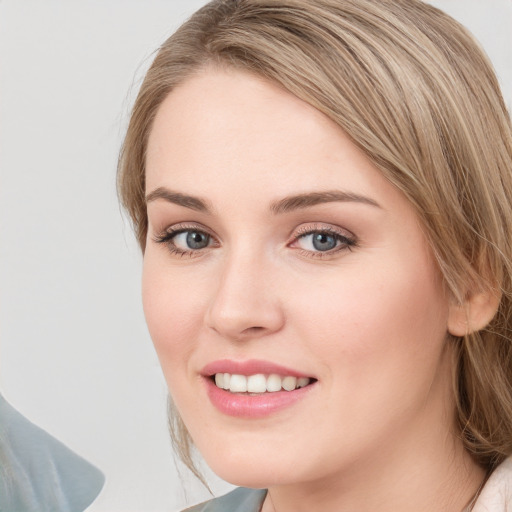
[270,190,381,214]
[145,187,381,214]
[145,187,211,213]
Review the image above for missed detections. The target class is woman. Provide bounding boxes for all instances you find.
[118,0,512,510]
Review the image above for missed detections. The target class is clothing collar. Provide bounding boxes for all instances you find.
[473,457,512,512]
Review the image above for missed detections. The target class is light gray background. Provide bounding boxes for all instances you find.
[0,1,511,511]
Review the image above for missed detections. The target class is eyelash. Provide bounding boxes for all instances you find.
[153,223,357,259]
[292,224,357,259]
[153,223,217,258]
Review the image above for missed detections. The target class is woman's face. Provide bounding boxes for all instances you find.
[143,68,456,488]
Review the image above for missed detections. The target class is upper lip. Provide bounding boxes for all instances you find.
[201,359,314,378]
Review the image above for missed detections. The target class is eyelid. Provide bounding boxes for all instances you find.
[288,222,357,256]
[154,222,216,240]
[152,222,219,256]
[152,221,356,259]
[291,222,356,242]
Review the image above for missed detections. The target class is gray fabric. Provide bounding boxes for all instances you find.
[0,394,104,512]
[183,487,267,512]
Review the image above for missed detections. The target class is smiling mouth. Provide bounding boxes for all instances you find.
[212,373,315,394]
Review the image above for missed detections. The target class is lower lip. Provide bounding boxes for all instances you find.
[204,377,315,418]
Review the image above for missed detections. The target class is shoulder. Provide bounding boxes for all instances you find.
[183,487,267,512]
[473,457,512,512]
[0,394,104,512]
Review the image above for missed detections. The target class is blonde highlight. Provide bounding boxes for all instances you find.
[118,0,512,476]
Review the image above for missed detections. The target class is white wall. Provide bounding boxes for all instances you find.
[0,2,231,511]
[0,1,510,511]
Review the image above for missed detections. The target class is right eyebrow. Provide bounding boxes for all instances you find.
[270,190,382,214]
[145,187,211,213]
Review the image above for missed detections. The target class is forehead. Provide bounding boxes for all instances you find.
[146,68,387,197]
[146,67,338,169]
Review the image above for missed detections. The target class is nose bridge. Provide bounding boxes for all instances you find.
[205,243,284,340]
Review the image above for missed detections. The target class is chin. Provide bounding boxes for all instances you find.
[199,442,301,489]
[208,461,287,489]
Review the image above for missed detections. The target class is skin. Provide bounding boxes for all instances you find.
[143,67,485,512]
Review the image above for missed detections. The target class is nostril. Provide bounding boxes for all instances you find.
[243,326,265,334]
[205,293,285,340]
[237,326,270,339]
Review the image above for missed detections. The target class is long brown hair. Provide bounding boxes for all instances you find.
[118,0,512,475]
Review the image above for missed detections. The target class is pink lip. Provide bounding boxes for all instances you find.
[201,359,316,418]
[201,359,312,378]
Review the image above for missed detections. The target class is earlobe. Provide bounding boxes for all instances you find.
[447,288,502,337]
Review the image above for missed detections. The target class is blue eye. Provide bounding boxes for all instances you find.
[154,226,214,256]
[311,233,337,251]
[171,230,211,251]
[294,229,355,254]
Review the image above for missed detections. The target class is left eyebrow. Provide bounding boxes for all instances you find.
[270,190,382,214]
[145,187,211,213]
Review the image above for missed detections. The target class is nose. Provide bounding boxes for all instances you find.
[205,251,285,341]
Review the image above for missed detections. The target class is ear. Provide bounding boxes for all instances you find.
[448,288,502,337]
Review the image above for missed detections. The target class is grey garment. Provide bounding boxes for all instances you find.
[0,394,104,512]
[183,487,267,512]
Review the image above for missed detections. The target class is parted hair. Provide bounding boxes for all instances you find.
[118,0,512,477]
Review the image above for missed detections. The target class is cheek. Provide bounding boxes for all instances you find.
[276,258,452,466]
[290,256,449,386]
[141,254,206,380]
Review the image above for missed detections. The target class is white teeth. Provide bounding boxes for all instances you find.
[214,373,312,393]
[266,374,282,392]
[247,374,267,393]
[282,376,297,391]
[297,377,310,388]
[229,374,247,393]
[215,373,224,388]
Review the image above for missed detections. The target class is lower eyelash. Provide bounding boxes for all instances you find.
[295,238,355,260]
[152,225,356,259]
[152,233,189,257]
[153,224,204,246]
[153,226,215,258]
[153,232,173,245]
[294,227,357,251]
